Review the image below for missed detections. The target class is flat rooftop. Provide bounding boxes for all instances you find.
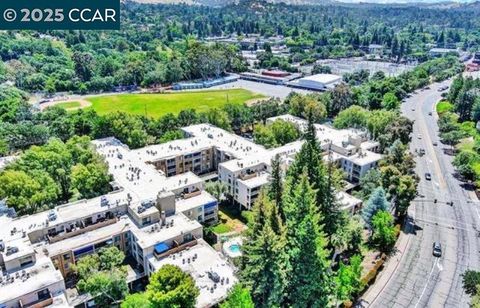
[182,124,268,160]
[347,151,383,166]
[337,191,362,211]
[298,73,342,84]
[237,172,271,189]
[0,256,64,304]
[176,191,217,214]
[131,212,202,250]
[148,239,237,308]
[94,138,204,202]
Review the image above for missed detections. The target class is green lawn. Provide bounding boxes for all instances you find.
[436,101,454,114]
[56,101,81,109]
[86,89,265,118]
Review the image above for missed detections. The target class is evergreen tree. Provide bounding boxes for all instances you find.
[241,191,288,307]
[268,154,284,219]
[287,115,340,236]
[361,187,390,226]
[283,172,333,307]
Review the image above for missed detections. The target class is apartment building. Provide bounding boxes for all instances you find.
[0,115,380,307]
[214,115,382,209]
[0,137,228,308]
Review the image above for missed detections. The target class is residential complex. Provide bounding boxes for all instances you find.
[0,114,381,308]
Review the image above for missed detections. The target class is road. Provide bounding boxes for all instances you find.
[371,79,480,308]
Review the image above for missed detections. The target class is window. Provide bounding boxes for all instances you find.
[142,216,151,226]
[183,233,193,242]
[63,253,71,261]
[37,289,50,300]
[19,255,34,267]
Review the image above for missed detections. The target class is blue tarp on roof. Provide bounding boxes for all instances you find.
[154,242,170,254]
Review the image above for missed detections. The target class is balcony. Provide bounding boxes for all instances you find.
[239,173,256,181]
[154,239,198,260]
[183,189,201,199]
[48,217,118,244]
[20,291,53,308]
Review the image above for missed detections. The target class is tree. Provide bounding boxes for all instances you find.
[220,284,254,308]
[202,108,231,131]
[335,255,363,304]
[381,92,400,110]
[283,172,333,306]
[333,105,369,129]
[462,270,480,296]
[241,192,288,307]
[0,170,58,215]
[358,169,382,201]
[290,116,342,237]
[78,268,129,307]
[361,187,390,226]
[328,83,354,117]
[453,150,479,180]
[71,162,111,199]
[395,175,418,216]
[371,210,396,252]
[205,181,228,201]
[121,293,151,308]
[98,247,125,270]
[440,129,465,149]
[254,119,300,148]
[312,64,332,74]
[75,247,128,307]
[268,155,283,214]
[146,264,199,308]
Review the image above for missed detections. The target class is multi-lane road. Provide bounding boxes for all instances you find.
[371,78,480,308]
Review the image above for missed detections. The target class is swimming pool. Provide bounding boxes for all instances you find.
[228,243,241,254]
[222,237,243,258]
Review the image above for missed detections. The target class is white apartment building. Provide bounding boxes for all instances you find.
[0,136,231,308]
[0,115,381,307]
[214,115,382,210]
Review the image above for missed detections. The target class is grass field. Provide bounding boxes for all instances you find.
[85,89,265,118]
[56,101,81,110]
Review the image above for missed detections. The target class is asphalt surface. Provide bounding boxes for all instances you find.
[371,80,480,308]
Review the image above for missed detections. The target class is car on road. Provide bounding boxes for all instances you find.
[411,108,415,111]
[433,142,438,146]
[433,242,442,257]
[417,134,422,139]
[419,149,426,155]
[425,173,432,180]
[428,111,432,116]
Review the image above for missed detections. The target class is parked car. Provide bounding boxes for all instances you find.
[425,173,432,180]
[428,111,432,116]
[417,134,422,139]
[433,142,438,146]
[433,242,442,257]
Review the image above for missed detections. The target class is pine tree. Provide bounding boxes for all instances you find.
[241,191,288,307]
[361,187,390,226]
[283,172,334,307]
[287,115,340,236]
[268,154,284,220]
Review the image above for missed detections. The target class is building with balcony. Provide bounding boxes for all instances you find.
[0,114,381,307]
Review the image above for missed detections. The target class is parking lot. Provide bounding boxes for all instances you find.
[209,79,313,99]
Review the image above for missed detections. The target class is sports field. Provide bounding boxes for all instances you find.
[85,89,265,118]
[56,101,82,110]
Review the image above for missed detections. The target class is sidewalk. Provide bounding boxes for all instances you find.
[360,219,413,306]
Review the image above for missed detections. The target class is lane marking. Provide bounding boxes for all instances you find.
[414,258,439,308]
